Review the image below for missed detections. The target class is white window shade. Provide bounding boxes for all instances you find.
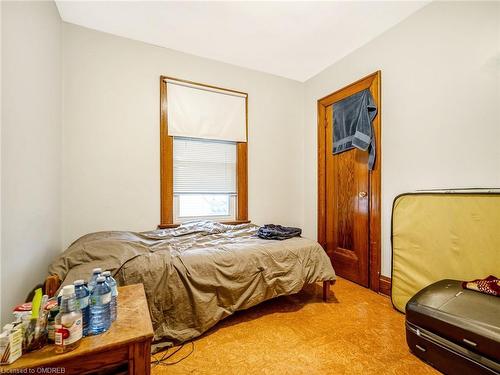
[167,81,247,142]
[173,137,237,194]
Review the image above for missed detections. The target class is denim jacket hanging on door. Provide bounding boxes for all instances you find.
[332,89,377,170]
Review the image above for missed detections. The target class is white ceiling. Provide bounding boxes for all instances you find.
[55,1,429,82]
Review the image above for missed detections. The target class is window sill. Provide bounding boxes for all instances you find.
[157,220,251,229]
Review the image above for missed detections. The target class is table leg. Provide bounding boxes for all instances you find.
[129,340,152,375]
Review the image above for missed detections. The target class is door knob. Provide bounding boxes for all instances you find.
[358,191,367,198]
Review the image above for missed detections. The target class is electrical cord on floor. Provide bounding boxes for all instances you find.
[151,341,195,367]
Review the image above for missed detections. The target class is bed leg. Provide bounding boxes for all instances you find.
[323,281,330,301]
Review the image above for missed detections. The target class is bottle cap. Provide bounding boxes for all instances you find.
[96,276,106,283]
[62,285,75,297]
[74,280,84,286]
[102,271,111,277]
[92,268,102,274]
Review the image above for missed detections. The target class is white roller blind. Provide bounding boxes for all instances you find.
[167,81,247,142]
[173,137,237,194]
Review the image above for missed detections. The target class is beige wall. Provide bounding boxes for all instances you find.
[61,24,304,248]
[0,0,3,319]
[1,1,62,324]
[303,1,500,276]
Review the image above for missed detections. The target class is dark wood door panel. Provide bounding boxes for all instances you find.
[333,149,355,251]
[331,248,363,284]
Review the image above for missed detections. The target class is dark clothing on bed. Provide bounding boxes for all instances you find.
[333,88,377,170]
[258,224,302,240]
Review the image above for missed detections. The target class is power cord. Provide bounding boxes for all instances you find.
[151,341,195,367]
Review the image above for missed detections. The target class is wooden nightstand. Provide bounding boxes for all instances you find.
[3,284,154,374]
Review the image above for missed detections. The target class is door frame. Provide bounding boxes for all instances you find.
[317,71,382,293]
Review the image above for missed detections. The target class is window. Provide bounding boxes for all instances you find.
[173,137,237,222]
[160,76,248,226]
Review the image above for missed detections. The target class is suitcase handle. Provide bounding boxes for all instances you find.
[462,338,477,347]
[415,344,426,352]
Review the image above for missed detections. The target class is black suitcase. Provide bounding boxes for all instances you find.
[405,279,500,375]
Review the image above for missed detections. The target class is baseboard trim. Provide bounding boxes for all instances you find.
[379,275,392,296]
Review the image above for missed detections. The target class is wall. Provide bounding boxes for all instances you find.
[1,1,62,324]
[62,24,304,248]
[0,1,3,319]
[303,1,500,276]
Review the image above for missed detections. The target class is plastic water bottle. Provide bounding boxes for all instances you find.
[88,268,102,293]
[102,271,118,322]
[90,276,111,334]
[55,285,82,353]
[74,280,90,336]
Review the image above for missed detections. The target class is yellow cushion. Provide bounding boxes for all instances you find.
[391,193,500,312]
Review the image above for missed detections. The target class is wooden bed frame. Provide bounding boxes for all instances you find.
[44,275,61,298]
[45,275,334,301]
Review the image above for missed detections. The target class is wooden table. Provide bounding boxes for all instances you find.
[3,284,154,374]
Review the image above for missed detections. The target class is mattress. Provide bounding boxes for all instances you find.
[391,191,500,312]
[49,221,336,342]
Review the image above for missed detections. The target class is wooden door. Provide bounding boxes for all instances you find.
[317,71,381,290]
[325,105,370,286]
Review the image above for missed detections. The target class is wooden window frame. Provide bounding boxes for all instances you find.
[317,71,383,294]
[159,76,249,228]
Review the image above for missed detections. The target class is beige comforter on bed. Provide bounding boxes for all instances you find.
[49,222,335,342]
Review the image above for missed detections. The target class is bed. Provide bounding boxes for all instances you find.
[46,221,336,342]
